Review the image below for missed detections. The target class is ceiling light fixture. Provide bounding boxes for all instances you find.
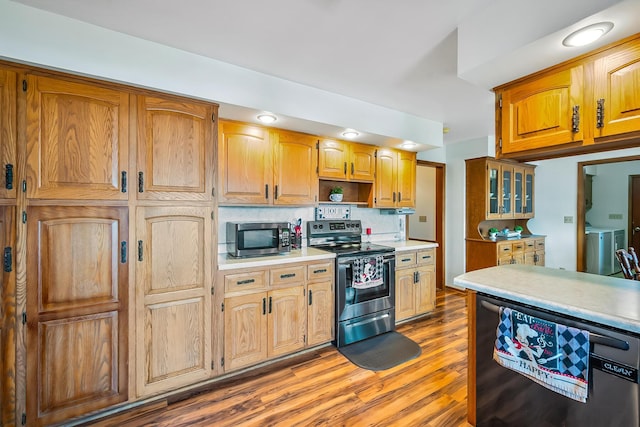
[342,130,359,138]
[401,141,417,148]
[562,22,614,47]
[257,113,277,124]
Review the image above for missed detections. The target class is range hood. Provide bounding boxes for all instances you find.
[379,208,416,215]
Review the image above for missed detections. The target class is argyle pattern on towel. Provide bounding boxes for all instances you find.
[557,325,589,380]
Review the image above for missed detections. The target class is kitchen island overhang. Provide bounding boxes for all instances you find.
[455,264,640,426]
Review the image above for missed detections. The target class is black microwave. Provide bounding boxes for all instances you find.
[226,222,291,258]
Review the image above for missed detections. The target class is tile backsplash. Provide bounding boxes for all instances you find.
[218,205,405,253]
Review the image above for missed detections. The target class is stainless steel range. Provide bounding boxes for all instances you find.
[307,220,396,347]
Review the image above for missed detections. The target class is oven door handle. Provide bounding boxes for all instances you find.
[480,300,630,351]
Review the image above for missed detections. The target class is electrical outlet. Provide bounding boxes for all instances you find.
[564,216,573,224]
[419,215,427,222]
[609,213,623,220]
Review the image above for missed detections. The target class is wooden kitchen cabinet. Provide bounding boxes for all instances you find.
[495,34,640,160]
[395,248,436,322]
[317,139,376,182]
[135,205,214,397]
[0,206,15,426]
[26,206,128,426]
[498,65,584,155]
[219,121,317,205]
[466,237,545,272]
[524,238,546,266]
[375,148,416,208]
[136,95,216,201]
[25,74,130,200]
[306,261,334,346]
[0,68,16,199]
[593,37,640,138]
[268,286,306,357]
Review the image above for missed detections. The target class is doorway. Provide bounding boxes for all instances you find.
[577,156,640,272]
[408,161,445,290]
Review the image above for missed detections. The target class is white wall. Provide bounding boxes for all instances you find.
[408,166,436,241]
[528,147,640,270]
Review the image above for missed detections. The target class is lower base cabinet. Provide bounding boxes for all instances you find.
[466,237,545,271]
[222,260,333,372]
[395,249,436,322]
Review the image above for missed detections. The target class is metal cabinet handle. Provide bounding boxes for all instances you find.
[313,269,327,274]
[280,273,296,279]
[237,278,256,285]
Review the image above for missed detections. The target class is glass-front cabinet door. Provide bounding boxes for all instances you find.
[523,168,534,217]
[486,161,501,218]
[501,166,512,217]
[513,167,524,215]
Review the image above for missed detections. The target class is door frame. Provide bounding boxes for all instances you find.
[629,174,640,251]
[410,160,445,290]
[576,155,640,271]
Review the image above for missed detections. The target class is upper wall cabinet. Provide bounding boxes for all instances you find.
[25,75,130,200]
[136,96,216,201]
[0,68,16,199]
[317,139,376,182]
[593,38,640,137]
[495,33,640,160]
[375,148,416,208]
[218,121,317,205]
[499,66,584,155]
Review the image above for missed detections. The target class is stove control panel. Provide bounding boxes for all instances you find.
[307,220,361,238]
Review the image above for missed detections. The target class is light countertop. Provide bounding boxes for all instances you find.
[218,247,335,270]
[454,264,640,334]
[378,240,438,251]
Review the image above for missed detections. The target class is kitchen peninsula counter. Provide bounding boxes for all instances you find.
[454,264,640,333]
[378,240,438,251]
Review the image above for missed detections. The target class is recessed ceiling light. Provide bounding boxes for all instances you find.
[342,130,359,138]
[562,22,613,47]
[257,113,277,124]
[401,141,417,148]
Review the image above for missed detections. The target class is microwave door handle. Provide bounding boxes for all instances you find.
[479,300,629,351]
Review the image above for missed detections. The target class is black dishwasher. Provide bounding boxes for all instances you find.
[475,293,640,427]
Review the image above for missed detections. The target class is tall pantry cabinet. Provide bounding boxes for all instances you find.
[7,67,218,426]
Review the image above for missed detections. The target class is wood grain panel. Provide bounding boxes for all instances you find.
[375,148,396,207]
[395,268,416,321]
[349,143,376,182]
[317,139,347,180]
[0,206,16,426]
[268,286,305,357]
[273,130,318,205]
[25,75,129,200]
[397,150,416,207]
[224,293,267,371]
[306,281,333,346]
[0,68,16,199]
[103,289,470,427]
[137,96,215,200]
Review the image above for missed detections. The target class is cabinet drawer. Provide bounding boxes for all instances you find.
[535,238,545,250]
[416,249,435,266]
[497,242,512,255]
[511,241,525,252]
[396,252,417,268]
[271,265,306,287]
[225,270,268,292]
[524,239,536,252]
[307,262,333,282]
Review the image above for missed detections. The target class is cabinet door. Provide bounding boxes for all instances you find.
[594,39,640,137]
[25,75,129,200]
[273,130,318,205]
[513,167,524,216]
[395,268,416,321]
[219,121,272,204]
[397,150,416,207]
[415,265,436,314]
[268,286,306,357]
[224,293,267,371]
[317,139,348,179]
[501,165,514,217]
[499,66,584,154]
[0,69,16,199]
[26,206,128,426]
[349,143,376,182]
[0,206,14,426]
[486,161,502,218]
[136,206,213,396]
[137,96,214,201]
[535,251,545,266]
[523,167,535,218]
[375,148,397,207]
[307,281,334,346]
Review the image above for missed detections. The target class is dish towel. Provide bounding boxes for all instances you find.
[352,256,384,289]
[494,306,590,403]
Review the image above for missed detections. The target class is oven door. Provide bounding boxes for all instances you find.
[336,252,395,323]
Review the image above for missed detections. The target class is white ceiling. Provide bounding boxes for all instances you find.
[11,0,640,150]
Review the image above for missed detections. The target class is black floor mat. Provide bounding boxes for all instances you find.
[338,331,421,371]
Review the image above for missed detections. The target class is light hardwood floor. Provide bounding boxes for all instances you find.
[101,289,470,427]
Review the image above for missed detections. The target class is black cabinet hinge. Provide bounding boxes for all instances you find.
[221,302,224,312]
[211,287,214,295]
[211,360,215,370]
[22,80,27,92]
[3,247,12,272]
[303,334,306,344]
[138,172,144,192]
[498,95,502,109]
[137,240,143,262]
[221,357,224,367]
[120,241,127,263]
[121,171,127,193]
[5,164,13,190]
[22,211,27,224]
[22,312,26,325]
[212,187,215,198]
[316,141,319,149]
[22,412,26,425]
[211,113,216,123]
[22,180,26,193]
